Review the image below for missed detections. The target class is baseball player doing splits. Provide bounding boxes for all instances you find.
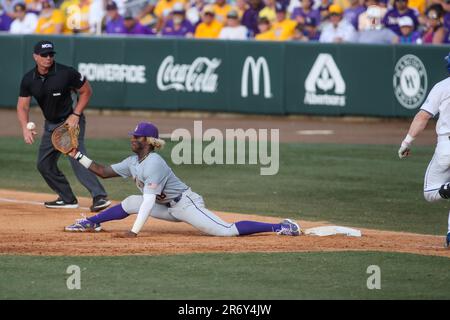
[398,52,450,248]
[65,122,301,237]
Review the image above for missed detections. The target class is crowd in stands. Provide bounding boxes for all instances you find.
[1,0,450,44]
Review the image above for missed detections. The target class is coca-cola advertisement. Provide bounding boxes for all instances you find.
[157,56,221,93]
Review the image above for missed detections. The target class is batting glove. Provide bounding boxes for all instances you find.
[398,142,411,159]
[398,134,414,159]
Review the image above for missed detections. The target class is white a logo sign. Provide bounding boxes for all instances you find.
[304,53,346,107]
[241,57,272,99]
[66,265,81,290]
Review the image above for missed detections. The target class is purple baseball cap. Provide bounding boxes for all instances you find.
[129,122,159,138]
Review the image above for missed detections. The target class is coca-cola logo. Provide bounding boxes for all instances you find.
[156,55,221,93]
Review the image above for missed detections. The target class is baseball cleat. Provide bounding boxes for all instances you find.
[45,197,78,209]
[90,196,111,212]
[445,233,450,249]
[65,216,102,232]
[277,219,302,236]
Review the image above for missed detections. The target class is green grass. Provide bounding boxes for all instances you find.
[1,138,449,300]
[0,137,447,235]
[0,252,449,299]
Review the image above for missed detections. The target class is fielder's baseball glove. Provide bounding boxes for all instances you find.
[51,124,79,154]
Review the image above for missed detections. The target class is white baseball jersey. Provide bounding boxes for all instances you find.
[111,152,188,204]
[420,77,450,234]
[420,77,450,136]
[420,77,450,203]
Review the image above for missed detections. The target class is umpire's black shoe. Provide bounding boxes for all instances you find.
[90,196,111,212]
[45,197,79,209]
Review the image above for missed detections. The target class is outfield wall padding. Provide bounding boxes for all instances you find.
[1,34,449,117]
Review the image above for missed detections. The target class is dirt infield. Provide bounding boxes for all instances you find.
[0,189,448,258]
[1,109,445,257]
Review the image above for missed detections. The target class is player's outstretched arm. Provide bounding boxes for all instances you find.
[131,194,156,236]
[115,194,156,238]
[87,161,119,179]
[68,149,119,178]
[398,110,432,159]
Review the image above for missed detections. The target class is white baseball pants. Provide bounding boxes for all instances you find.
[121,189,240,236]
[423,136,450,202]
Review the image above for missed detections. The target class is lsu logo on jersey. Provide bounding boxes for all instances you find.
[134,177,144,190]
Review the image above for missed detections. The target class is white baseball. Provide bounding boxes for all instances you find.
[26,122,36,130]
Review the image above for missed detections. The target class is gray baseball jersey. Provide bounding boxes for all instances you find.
[111,152,189,204]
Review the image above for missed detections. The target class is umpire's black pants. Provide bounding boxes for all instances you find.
[37,115,107,203]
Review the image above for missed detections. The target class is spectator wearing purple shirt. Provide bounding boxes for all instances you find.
[0,4,12,31]
[382,0,419,36]
[278,0,290,9]
[241,0,265,36]
[105,2,126,34]
[123,14,155,35]
[162,3,194,37]
[344,0,365,29]
[294,16,320,41]
[398,15,422,43]
[318,0,332,22]
[291,0,321,26]
[378,0,388,7]
[444,12,450,30]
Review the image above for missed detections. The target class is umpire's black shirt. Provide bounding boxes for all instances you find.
[19,63,86,123]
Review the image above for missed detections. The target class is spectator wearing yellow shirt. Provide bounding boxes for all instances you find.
[333,0,351,10]
[154,0,187,31]
[60,0,79,14]
[64,0,93,33]
[255,16,276,40]
[59,0,77,33]
[271,2,297,40]
[213,0,232,25]
[194,5,222,38]
[155,0,187,18]
[259,0,276,23]
[408,0,426,15]
[35,0,64,34]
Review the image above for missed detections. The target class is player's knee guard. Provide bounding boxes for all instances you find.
[439,183,450,199]
[121,195,143,214]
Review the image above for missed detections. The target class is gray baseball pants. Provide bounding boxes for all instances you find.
[36,115,107,203]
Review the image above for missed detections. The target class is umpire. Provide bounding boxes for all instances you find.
[16,40,111,212]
